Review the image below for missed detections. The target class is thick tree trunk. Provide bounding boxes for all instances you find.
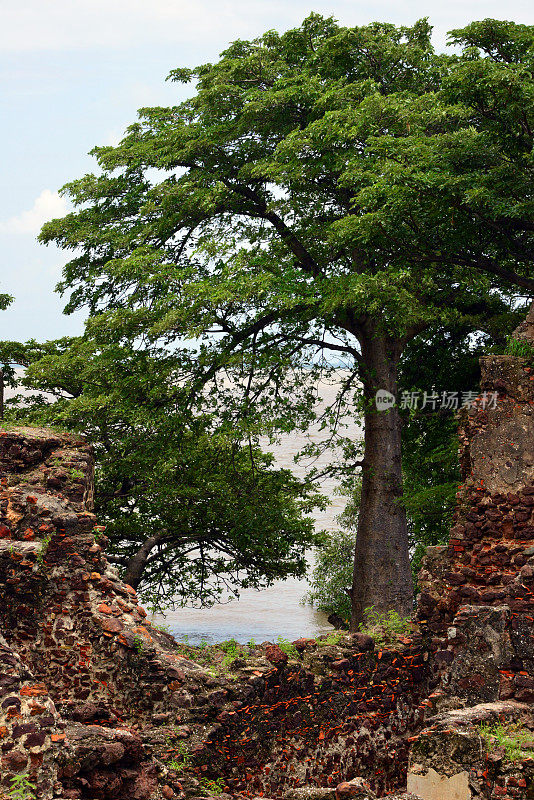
[350,331,413,630]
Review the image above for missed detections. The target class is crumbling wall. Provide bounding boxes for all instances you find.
[0,426,432,800]
[409,309,534,799]
[0,427,213,799]
[0,632,60,798]
[188,635,429,797]
[416,349,534,708]
[0,428,187,718]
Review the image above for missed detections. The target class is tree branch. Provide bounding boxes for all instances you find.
[220,177,324,279]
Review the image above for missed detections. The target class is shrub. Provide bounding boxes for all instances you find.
[358,607,412,647]
[275,636,298,659]
[219,638,245,669]
[303,526,354,622]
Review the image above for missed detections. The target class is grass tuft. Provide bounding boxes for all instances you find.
[480,720,534,762]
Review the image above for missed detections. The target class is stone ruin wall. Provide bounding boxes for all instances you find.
[410,309,534,800]
[0,307,534,800]
[191,634,430,797]
[416,349,534,710]
[0,427,434,800]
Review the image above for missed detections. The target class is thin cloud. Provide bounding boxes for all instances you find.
[0,0,289,52]
[0,190,68,236]
[1,0,532,54]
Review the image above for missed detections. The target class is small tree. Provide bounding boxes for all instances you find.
[0,291,14,420]
[3,336,325,608]
[304,485,360,625]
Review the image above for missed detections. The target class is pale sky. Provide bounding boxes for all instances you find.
[2,0,533,344]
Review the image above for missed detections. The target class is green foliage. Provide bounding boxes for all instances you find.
[219,638,245,669]
[166,743,191,773]
[47,458,84,482]
[3,337,323,611]
[358,607,412,646]
[37,534,52,567]
[39,15,533,351]
[219,638,241,654]
[200,778,226,795]
[92,525,106,542]
[304,527,354,621]
[0,293,13,312]
[275,636,298,659]
[173,640,215,669]
[7,775,36,800]
[132,635,144,654]
[505,338,534,361]
[317,631,345,646]
[171,637,265,674]
[304,474,361,622]
[151,622,171,634]
[479,721,534,762]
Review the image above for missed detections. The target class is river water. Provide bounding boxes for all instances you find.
[152,376,362,644]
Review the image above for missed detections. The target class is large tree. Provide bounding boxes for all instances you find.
[39,16,533,627]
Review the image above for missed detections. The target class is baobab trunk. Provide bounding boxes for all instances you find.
[350,332,413,630]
